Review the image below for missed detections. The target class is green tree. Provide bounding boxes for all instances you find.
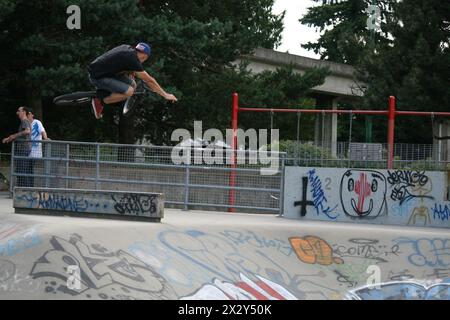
[0,0,152,146]
[1,0,285,147]
[362,0,450,143]
[300,0,393,64]
[300,0,450,143]
[1,0,327,151]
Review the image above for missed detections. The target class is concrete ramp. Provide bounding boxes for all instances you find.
[0,193,449,300]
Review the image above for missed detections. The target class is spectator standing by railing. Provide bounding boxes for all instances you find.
[27,108,50,187]
[2,106,32,187]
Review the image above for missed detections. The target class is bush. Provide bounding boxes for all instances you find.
[277,140,340,167]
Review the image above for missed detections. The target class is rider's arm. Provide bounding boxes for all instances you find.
[135,71,177,102]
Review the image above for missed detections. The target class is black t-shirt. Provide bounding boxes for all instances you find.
[88,45,144,79]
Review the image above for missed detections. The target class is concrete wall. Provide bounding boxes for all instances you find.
[283,167,450,228]
[13,188,164,221]
[236,48,365,99]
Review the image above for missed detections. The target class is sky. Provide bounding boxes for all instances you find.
[272,0,321,59]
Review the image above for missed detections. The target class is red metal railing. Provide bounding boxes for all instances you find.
[228,93,450,211]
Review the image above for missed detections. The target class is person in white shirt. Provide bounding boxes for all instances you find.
[27,109,49,158]
[27,109,50,187]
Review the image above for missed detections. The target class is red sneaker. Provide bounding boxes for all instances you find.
[91,98,104,119]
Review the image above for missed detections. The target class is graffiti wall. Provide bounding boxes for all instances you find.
[13,188,164,220]
[283,167,450,228]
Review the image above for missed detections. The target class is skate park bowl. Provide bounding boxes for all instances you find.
[2,141,450,300]
[0,190,449,300]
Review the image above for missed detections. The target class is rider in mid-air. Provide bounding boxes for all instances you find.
[88,42,178,119]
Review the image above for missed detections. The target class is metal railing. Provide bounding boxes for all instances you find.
[10,140,285,214]
[0,152,11,190]
[8,140,449,214]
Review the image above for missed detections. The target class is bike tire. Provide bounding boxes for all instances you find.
[53,91,96,106]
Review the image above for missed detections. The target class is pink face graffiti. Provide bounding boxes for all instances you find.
[340,170,387,219]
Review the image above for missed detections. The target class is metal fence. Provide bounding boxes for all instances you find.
[284,141,450,170]
[0,152,10,191]
[8,140,449,214]
[10,140,285,213]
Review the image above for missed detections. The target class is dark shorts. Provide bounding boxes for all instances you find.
[89,74,133,94]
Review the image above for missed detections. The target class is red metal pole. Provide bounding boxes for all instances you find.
[387,96,396,169]
[238,107,389,116]
[228,93,239,213]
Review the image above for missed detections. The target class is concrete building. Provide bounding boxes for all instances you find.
[235,48,366,156]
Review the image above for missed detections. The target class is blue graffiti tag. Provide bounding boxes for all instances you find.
[220,230,293,257]
[39,193,89,212]
[432,204,450,222]
[0,230,41,257]
[394,237,450,268]
[307,169,339,220]
[17,192,89,212]
[348,280,450,300]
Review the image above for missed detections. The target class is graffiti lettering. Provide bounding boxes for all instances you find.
[289,236,343,266]
[333,239,400,263]
[394,237,450,268]
[334,269,357,288]
[307,170,338,219]
[17,192,89,212]
[220,230,293,257]
[432,204,450,222]
[333,260,374,289]
[387,170,429,187]
[133,231,339,300]
[388,270,416,282]
[111,194,157,216]
[31,234,176,299]
[387,170,434,205]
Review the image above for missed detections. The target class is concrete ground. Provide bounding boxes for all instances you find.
[0,192,449,300]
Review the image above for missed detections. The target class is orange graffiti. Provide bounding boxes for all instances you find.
[289,236,344,266]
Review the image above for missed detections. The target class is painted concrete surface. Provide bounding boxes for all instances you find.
[13,188,164,221]
[0,192,449,300]
[284,167,450,229]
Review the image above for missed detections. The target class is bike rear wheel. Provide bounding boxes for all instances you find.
[53,91,96,106]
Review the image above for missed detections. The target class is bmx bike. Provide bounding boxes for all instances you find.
[53,79,150,115]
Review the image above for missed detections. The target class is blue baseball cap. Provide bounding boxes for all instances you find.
[135,42,151,56]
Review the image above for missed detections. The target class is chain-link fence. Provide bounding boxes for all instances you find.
[8,140,449,214]
[10,140,285,213]
[0,152,10,191]
[283,141,450,170]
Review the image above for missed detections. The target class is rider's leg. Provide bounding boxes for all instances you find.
[103,86,134,104]
[89,75,135,119]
